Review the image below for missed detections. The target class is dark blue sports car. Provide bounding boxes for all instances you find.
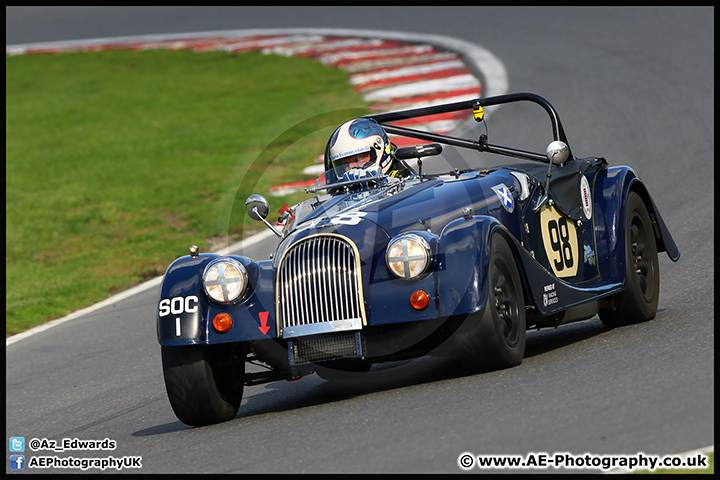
[157,93,680,426]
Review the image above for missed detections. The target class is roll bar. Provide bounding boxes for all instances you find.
[365,92,573,163]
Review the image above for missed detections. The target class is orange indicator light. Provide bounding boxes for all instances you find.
[410,290,430,310]
[213,313,233,333]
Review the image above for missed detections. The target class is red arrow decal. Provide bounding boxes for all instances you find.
[258,311,270,335]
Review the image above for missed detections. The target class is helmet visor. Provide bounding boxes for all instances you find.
[331,149,373,169]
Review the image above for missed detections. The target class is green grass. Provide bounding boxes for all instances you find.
[631,452,713,474]
[6,48,369,336]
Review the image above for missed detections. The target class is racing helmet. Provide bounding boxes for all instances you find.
[324,118,394,174]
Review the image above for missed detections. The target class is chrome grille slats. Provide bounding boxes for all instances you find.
[315,238,330,323]
[301,240,309,325]
[343,242,352,319]
[277,235,364,338]
[331,240,340,321]
[290,242,299,325]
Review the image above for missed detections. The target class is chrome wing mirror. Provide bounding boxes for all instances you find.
[245,194,282,237]
[533,141,570,212]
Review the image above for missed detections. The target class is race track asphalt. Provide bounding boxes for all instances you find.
[6,7,713,474]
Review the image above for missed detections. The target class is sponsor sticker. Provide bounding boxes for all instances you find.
[542,283,559,307]
[330,145,371,162]
[584,244,596,266]
[580,176,592,220]
[491,183,514,213]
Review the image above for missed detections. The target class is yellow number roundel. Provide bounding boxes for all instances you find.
[540,205,578,278]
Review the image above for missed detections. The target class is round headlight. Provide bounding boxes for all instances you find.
[202,258,248,304]
[386,234,431,280]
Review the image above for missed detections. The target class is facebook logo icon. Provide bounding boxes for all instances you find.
[9,455,25,470]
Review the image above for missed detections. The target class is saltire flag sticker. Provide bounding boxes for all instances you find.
[491,183,514,213]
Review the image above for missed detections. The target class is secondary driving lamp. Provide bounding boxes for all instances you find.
[202,258,248,304]
[386,234,431,280]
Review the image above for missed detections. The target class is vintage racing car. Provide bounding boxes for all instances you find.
[157,92,680,426]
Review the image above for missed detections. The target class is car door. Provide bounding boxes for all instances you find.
[519,169,600,286]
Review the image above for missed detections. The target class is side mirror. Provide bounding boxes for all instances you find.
[546,140,570,165]
[394,142,443,160]
[245,194,282,238]
[533,140,570,213]
[245,194,270,221]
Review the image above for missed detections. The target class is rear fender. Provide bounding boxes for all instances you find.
[594,166,680,284]
[629,179,680,261]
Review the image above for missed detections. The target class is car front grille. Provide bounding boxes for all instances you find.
[288,332,364,366]
[277,234,365,338]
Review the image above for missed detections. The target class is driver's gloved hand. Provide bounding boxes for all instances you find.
[343,167,368,181]
[342,163,379,181]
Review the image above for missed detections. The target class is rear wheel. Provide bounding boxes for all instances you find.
[161,344,244,426]
[599,191,659,328]
[458,233,526,372]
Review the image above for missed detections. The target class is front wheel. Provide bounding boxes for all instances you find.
[161,344,244,426]
[457,233,526,372]
[599,191,660,328]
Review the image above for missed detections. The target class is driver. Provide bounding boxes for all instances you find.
[323,118,413,181]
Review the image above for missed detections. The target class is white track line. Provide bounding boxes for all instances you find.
[5,229,277,346]
[5,28,507,346]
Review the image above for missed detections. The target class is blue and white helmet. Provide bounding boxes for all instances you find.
[324,118,393,173]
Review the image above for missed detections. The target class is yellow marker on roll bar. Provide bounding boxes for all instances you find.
[473,104,484,122]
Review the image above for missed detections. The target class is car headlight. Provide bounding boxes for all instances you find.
[385,234,431,280]
[202,258,248,304]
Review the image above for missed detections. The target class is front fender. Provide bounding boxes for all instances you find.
[157,253,277,346]
[361,217,498,327]
[436,215,500,317]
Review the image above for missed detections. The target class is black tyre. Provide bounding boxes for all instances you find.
[458,233,526,372]
[161,344,244,426]
[599,191,659,328]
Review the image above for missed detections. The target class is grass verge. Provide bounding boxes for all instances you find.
[6,48,368,336]
[631,451,713,474]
